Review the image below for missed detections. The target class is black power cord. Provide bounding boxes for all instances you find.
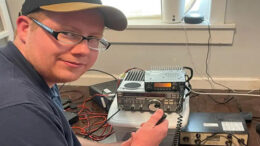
[205,22,234,91]
[183,66,193,98]
[88,69,118,81]
[172,114,183,146]
[207,94,234,104]
[183,66,193,82]
[171,67,192,146]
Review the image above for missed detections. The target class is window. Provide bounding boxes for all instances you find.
[0,0,14,43]
[188,0,211,22]
[103,0,161,18]
[103,0,234,45]
[103,0,212,22]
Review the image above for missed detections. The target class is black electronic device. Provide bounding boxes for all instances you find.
[89,80,117,111]
[144,69,186,92]
[256,123,260,135]
[61,98,72,110]
[117,69,186,113]
[61,98,71,105]
[64,111,79,125]
[180,112,249,146]
[240,112,253,123]
[156,113,167,125]
[184,13,204,24]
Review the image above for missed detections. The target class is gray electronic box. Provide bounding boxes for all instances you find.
[117,69,186,113]
[180,112,249,146]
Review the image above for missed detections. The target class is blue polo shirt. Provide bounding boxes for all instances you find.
[0,42,81,146]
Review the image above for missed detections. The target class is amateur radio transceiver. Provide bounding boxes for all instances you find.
[116,69,186,113]
[145,69,186,92]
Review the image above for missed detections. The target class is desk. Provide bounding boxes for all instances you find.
[60,86,260,146]
[107,96,190,146]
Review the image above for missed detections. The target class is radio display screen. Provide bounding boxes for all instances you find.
[154,82,172,88]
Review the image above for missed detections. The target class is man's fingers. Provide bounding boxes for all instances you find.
[155,119,169,130]
[143,109,164,127]
[121,137,133,146]
[154,119,169,137]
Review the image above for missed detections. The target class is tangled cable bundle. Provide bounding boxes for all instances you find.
[71,94,114,141]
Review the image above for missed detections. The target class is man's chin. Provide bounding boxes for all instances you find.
[56,74,81,83]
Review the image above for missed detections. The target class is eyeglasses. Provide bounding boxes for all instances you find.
[29,17,111,52]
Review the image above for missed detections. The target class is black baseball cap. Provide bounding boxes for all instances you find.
[20,0,127,31]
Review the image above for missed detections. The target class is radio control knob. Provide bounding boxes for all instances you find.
[139,104,143,110]
[148,99,161,111]
[195,139,201,145]
[131,105,135,110]
[183,137,189,142]
[196,133,201,139]
[167,106,170,111]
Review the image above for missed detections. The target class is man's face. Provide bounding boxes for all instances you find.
[21,9,104,86]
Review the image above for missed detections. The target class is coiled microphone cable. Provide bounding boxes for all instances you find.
[172,114,183,146]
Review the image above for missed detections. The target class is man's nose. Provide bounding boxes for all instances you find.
[70,40,91,56]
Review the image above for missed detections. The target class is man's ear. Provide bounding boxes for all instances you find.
[16,16,31,43]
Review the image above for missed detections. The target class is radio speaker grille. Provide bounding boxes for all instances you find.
[125,70,144,81]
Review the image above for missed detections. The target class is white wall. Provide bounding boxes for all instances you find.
[6,0,23,29]
[3,0,260,90]
[90,0,260,90]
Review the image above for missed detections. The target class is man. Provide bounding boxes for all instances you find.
[0,0,168,146]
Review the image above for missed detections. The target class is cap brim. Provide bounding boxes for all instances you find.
[40,2,127,31]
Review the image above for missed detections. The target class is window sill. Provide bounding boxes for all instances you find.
[0,30,9,39]
[104,19,236,45]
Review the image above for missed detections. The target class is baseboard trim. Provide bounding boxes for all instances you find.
[190,77,260,90]
[66,74,260,90]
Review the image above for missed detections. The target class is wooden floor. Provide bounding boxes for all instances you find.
[60,86,260,146]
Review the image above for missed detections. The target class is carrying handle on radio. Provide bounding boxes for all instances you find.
[183,66,193,98]
[183,66,193,82]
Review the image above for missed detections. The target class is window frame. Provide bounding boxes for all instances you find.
[103,0,235,45]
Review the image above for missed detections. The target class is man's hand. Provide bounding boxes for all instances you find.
[122,109,169,146]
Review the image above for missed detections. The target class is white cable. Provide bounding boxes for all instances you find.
[191,89,260,97]
[181,20,218,90]
[182,24,205,78]
[247,89,260,94]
